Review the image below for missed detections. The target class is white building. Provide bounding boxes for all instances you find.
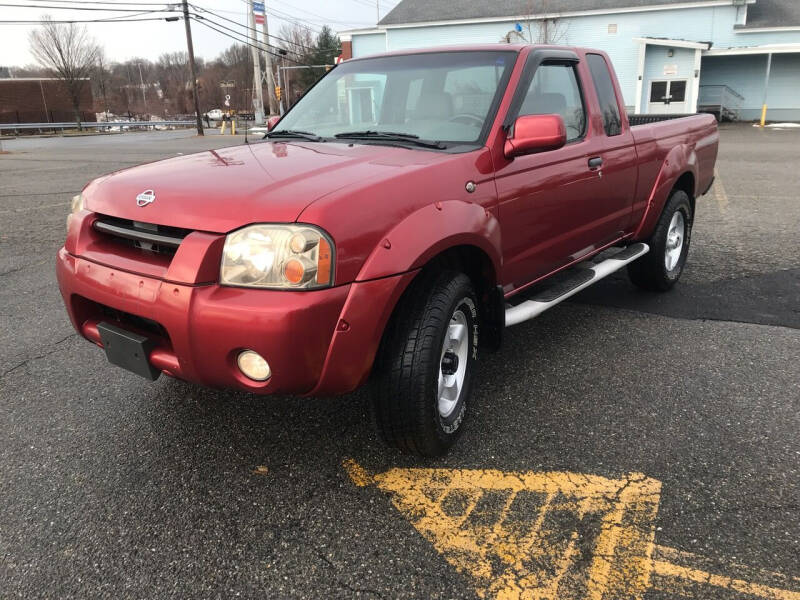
[341,0,800,121]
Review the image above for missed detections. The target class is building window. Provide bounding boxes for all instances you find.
[608,24,618,35]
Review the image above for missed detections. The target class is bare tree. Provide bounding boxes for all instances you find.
[503,0,569,45]
[29,16,100,129]
[156,52,191,115]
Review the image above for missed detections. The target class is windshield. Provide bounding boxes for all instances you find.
[273,50,518,147]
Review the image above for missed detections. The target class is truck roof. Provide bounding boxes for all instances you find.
[346,44,586,61]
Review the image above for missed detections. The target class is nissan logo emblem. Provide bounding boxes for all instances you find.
[136,189,156,207]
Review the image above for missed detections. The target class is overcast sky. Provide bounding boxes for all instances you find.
[1,0,396,68]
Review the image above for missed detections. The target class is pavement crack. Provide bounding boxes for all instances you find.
[0,266,24,276]
[314,550,386,599]
[1,333,77,379]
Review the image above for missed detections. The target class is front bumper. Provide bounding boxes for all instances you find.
[56,213,416,395]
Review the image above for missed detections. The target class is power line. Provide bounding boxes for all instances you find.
[231,0,321,33]
[189,15,314,67]
[17,0,170,5]
[189,12,304,55]
[268,0,376,26]
[94,8,163,19]
[264,6,321,32]
[0,16,175,22]
[189,3,313,52]
[0,2,173,10]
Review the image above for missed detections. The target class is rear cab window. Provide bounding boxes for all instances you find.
[586,53,623,136]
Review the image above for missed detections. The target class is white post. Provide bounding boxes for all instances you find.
[634,40,646,114]
[690,47,703,113]
[760,53,772,127]
[249,0,265,124]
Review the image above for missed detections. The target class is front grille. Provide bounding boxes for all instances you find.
[93,215,192,257]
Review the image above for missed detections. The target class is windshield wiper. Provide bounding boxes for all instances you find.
[334,130,445,149]
[264,129,324,142]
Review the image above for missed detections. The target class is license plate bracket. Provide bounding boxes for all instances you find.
[97,321,160,380]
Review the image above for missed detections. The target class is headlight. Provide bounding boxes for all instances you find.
[220,224,334,289]
[67,193,84,231]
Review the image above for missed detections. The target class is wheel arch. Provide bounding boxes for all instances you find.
[310,204,504,396]
[671,171,696,216]
[634,145,698,240]
[411,244,504,352]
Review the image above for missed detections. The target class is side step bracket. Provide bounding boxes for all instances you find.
[504,243,649,327]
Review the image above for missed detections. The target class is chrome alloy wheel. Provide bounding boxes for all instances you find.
[664,211,685,271]
[438,308,469,419]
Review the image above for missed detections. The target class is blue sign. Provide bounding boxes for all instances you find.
[253,2,264,13]
[515,23,523,32]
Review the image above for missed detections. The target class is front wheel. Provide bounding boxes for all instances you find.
[628,189,693,291]
[372,270,479,457]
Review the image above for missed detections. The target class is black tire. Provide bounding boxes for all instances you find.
[628,189,693,291]
[373,270,479,457]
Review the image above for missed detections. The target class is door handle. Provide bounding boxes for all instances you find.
[588,157,603,169]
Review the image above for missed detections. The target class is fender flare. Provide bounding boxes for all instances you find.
[355,200,502,282]
[634,144,699,240]
[308,202,502,395]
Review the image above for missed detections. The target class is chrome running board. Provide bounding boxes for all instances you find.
[504,243,649,327]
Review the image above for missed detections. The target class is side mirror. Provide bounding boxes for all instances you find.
[504,114,567,159]
[267,115,281,131]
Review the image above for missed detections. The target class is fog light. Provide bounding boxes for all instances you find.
[237,350,271,381]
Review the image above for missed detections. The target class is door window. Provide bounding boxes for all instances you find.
[649,80,688,105]
[669,80,687,103]
[519,63,586,142]
[650,81,668,102]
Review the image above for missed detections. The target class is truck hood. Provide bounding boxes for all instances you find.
[83,141,451,233]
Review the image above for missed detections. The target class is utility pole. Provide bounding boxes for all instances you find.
[181,0,204,136]
[277,60,284,114]
[137,62,148,115]
[249,0,265,124]
[376,0,380,23]
[260,9,278,115]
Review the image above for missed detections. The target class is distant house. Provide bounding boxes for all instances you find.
[340,0,800,121]
[0,77,95,124]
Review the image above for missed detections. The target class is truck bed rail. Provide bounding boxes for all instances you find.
[627,114,696,126]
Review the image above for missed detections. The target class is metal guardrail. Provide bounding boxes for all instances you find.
[0,120,200,133]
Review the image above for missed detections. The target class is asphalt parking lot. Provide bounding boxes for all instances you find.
[1,125,798,599]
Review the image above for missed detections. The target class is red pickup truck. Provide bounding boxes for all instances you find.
[57,45,718,456]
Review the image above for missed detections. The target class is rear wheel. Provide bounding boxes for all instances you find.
[373,270,479,457]
[628,189,693,291]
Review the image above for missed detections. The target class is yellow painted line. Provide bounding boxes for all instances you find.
[345,462,660,599]
[342,457,371,487]
[652,555,800,600]
[652,545,800,599]
[714,167,729,211]
[343,460,800,600]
